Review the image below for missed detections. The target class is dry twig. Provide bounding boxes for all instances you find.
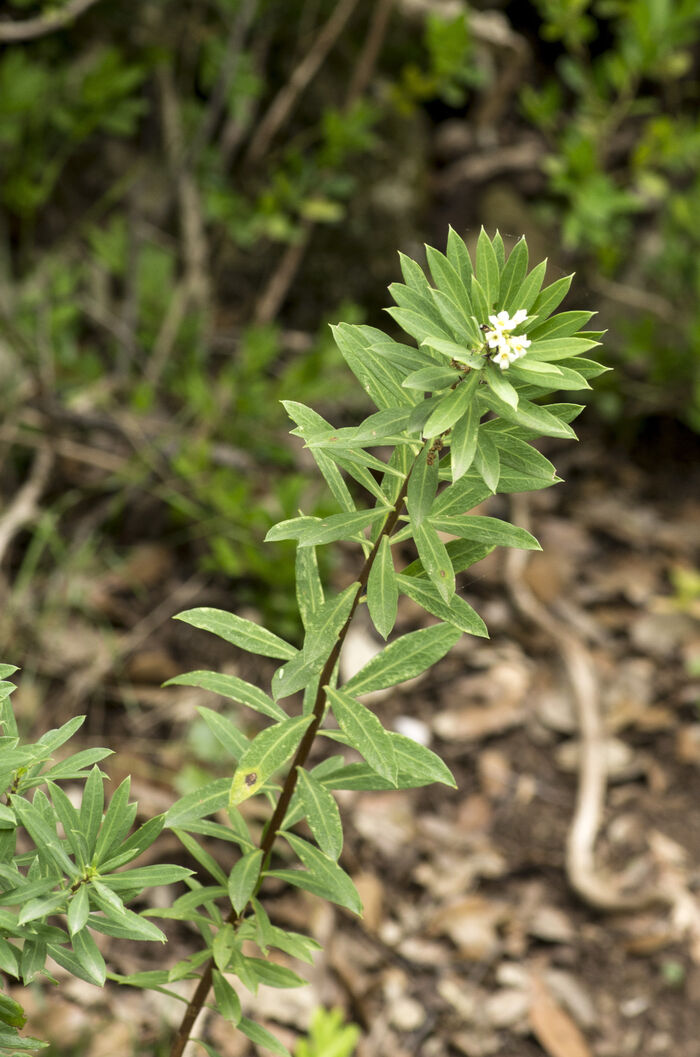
[245,0,361,165]
[506,493,662,911]
[0,447,53,566]
[0,0,101,42]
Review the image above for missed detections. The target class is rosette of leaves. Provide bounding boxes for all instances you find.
[163,230,607,1056]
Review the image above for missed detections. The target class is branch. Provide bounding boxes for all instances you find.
[0,0,102,42]
[168,463,417,1057]
[0,447,53,566]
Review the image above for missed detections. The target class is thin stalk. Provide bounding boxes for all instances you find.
[168,460,417,1057]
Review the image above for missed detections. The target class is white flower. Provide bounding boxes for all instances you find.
[483,307,530,370]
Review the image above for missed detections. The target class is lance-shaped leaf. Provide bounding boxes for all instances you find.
[450,376,480,480]
[426,244,471,310]
[266,509,388,548]
[474,428,500,491]
[413,521,455,603]
[429,514,540,551]
[228,849,263,914]
[175,608,295,661]
[485,364,519,410]
[296,545,325,629]
[295,768,343,859]
[67,885,89,937]
[10,797,75,876]
[419,336,484,367]
[530,272,573,319]
[303,582,359,661]
[433,473,492,516]
[273,832,362,915]
[342,622,461,696]
[79,766,104,859]
[528,310,595,340]
[93,779,137,865]
[401,538,494,578]
[229,715,313,808]
[325,686,398,785]
[423,375,479,438]
[526,336,601,361]
[475,227,500,307]
[167,671,286,721]
[213,970,242,1026]
[446,225,473,285]
[402,365,461,391]
[271,651,324,702]
[389,731,456,788]
[396,574,488,638]
[238,1017,291,1057]
[71,928,107,987]
[499,236,528,308]
[492,434,559,490]
[407,444,438,529]
[165,777,231,828]
[510,258,547,312]
[283,400,356,513]
[480,390,578,439]
[196,707,250,760]
[330,323,415,409]
[367,535,398,640]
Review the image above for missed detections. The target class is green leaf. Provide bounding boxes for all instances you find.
[165,778,231,828]
[266,509,388,548]
[36,715,85,754]
[366,535,398,640]
[237,1017,291,1057]
[18,893,67,927]
[433,474,492,516]
[228,849,263,914]
[527,337,601,361]
[239,957,306,990]
[469,275,489,322]
[530,273,573,319]
[104,864,193,892]
[296,546,325,629]
[196,707,253,761]
[492,434,558,488]
[98,814,165,872]
[175,608,295,661]
[88,907,167,943]
[481,390,578,439]
[423,376,479,438]
[333,323,418,410]
[93,778,135,866]
[484,365,519,410]
[429,514,540,550]
[493,230,506,269]
[10,797,75,876]
[212,923,236,972]
[325,686,397,786]
[396,574,488,637]
[166,672,286,722]
[270,651,323,702]
[283,401,356,513]
[0,1027,47,1051]
[407,445,438,529]
[389,731,456,788]
[39,748,112,781]
[528,310,594,340]
[450,376,480,480]
[212,970,242,1026]
[419,336,484,367]
[413,521,455,603]
[499,237,529,310]
[277,832,362,915]
[343,622,461,696]
[399,251,430,292]
[173,830,228,886]
[71,928,106,986]
[229,715,313,807]
[47,782,88,866]
[426,245,471,311]
[79,766,104,859]
[446,226,473,286]
[475,227,499,307]
[303,583,359,661]
[509,360,589,391]
[295,768,343,859]
[67,886,89,937]
[401,538,494,578]
[402,365,460,391]
[511,259,547,312]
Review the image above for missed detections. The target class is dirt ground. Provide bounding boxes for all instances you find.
[10,424,700,1057]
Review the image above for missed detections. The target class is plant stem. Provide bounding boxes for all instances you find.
[168,463,415,1057]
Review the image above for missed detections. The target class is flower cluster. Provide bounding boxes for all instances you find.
[483,309,531,370]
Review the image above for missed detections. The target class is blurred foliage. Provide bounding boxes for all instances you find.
[0,0,698,666]
[523,0,700,427]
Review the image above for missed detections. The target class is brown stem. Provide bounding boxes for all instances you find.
[168,464,416,1057]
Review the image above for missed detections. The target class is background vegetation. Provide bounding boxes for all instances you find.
[1,1,699,1053]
